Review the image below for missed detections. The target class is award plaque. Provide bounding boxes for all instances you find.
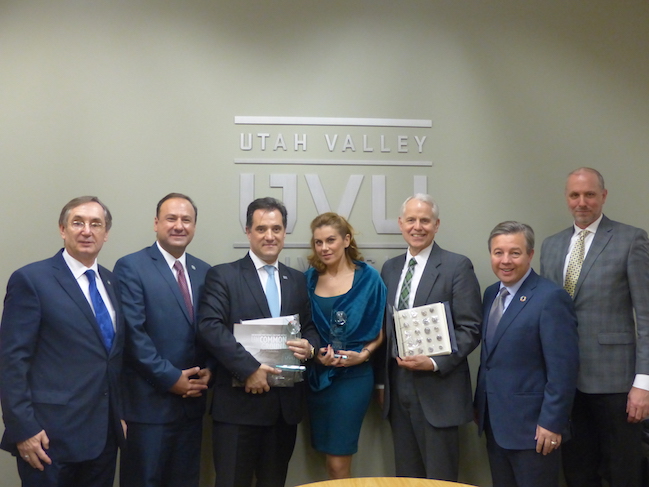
[233,314,305,387]
[393,302,458,358]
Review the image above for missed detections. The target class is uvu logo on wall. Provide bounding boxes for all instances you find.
[235,116,432,241]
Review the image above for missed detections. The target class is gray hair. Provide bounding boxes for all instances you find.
[400,193,439,220]
[488,221,534,254]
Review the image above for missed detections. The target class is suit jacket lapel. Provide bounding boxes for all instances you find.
[98,266,121,356]
[186,255,202,320]
[385,254,406,309]
[413,243,441,307]
[487,271,538,357]
[278,262,292,316]
[573,216,613,299]
[148,245,192,325]
[242,255,271,317]
[52,255,98,328]
[51,253,112,355]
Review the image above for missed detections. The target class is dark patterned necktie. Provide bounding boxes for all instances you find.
[398,258,417,310]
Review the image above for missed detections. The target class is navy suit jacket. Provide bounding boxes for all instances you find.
[198,254,318,426]
[0,250,125,462]
[114,244,211,423]
[475,270,579,450]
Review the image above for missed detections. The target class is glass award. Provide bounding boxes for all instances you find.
[330,310,347,354]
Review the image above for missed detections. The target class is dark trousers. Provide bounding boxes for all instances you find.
[120,416,203,487]
[485,421,561,487]
[16,422,118,487]
[562,390,643,487]
[212,419,297,487]
[388,366,459,481]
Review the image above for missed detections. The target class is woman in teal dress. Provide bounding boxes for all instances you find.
[305,212,386,479]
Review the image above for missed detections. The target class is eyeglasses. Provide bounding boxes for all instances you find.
[70,220,105,231]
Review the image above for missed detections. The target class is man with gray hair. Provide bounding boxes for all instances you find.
[0,196,125,487]
[541,167,649,486]
[475,221,579,487]
[377,193,482,480]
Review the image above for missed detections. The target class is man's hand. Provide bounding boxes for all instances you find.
[287,338,312,361]
[375,388,385,410]
[627,386,649,422]
[535,425,561,455]
[245,364,280,394]
[17,430,52,471]
[169,367,208,397]
[121,419,127,439]
[184,368,212,398]
[396,355,435,371]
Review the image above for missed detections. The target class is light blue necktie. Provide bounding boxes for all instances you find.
[264,265,280,318]
[85,270,115,351]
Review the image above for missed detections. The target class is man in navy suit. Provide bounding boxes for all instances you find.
[114,193,211,487]
[475,221,579,487]
[0,196,125,487]
[198,197,319,487]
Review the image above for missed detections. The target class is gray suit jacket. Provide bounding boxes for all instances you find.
[379,242,482,427]
[540,215,649,393]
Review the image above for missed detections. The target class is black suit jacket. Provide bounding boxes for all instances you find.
[114,244,211,423]
[198,254,318,426]
[0,250,125,462]
[379,242,482,427]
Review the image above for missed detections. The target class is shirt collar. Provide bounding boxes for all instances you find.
[407,241,433,265]
[156,241,187,269]
[248,249,278,271]
[62,249,99,279]
[573,213,603,235]
[500,267,532,297]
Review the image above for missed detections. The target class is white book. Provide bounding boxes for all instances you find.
[393,302,458,358]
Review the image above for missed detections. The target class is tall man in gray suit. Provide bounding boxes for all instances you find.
[378,194,482,480]
[114,193,211,487]
[540,167,649,487]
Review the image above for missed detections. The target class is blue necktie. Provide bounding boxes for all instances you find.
[85,270,115,351]
[264,265,280,318]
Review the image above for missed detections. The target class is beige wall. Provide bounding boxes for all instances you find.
[1,1,648,486]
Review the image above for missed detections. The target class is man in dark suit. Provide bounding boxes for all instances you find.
[378,194,482,480]
[114,193,211,487]
[540,167,649,487]
[0,196,125,487]
[198,197,319,487]
[475,221,579,487]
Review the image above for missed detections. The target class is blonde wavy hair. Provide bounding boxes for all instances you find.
[307,212,363,274]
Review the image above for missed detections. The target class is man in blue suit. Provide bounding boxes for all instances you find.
[114,193,211,487]
[0,196,125,487]
[475,221,579,487]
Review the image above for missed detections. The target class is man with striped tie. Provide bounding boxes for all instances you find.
[378,194,482,481]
